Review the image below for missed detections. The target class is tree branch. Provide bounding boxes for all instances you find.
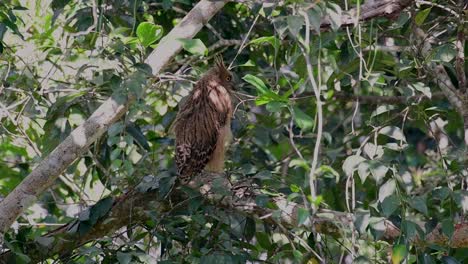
[2,172,468,262]
[299,0,415,30]
[0,0,228,240]
[335,92,446,104]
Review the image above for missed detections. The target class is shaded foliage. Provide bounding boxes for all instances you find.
[0,0,467,263]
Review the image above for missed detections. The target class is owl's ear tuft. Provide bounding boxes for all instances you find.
[214,55,227,71]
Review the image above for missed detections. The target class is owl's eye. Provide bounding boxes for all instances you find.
[226,76,232,81]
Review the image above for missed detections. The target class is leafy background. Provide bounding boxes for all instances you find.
[0,0,467,263]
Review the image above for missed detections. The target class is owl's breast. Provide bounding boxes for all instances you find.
[208,84,233,116]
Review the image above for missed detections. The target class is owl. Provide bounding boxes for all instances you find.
[172,56,235,184]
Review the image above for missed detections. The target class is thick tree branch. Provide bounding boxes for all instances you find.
[321,0,414,28]
[0,0,228,240]
[2,172,468,262]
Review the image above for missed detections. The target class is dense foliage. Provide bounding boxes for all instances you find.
[0,0,467,263]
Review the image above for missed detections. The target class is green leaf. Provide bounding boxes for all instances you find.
[126,123,150,151]
[379,126,406,142]
[287,15,303,36]
[358,162,370,183]
[391,244,408,264]
[243,74,282,105]
[255,232,272,249]
[401,220,419,240]
[253,170,272,180]
[363,143,384,159]
[244,217,256,241]
[441,218,454,238]
[326,2,342,31]
[108,122,125,137]
[354,210,370,233]
[307,7,322,32]
[136,22,163,47]
[394,12,410,28]
[293,107,314,131]
[432,187,451,201]
[378,179,396,202]
[371,105,396,117]
[178,38,207,55]
[408,195,428,215]
[249,36,279,50]
[433,44,457,62]
[381,194,399,217]
[117,252,132,264]
[415,8,431,26]
[343,155,366,177]
[369,161,389,184]
[89,197,114,224]
[243,74,270,95]
[266,101,287,112]
[318,165,340,182]
[293,250,303,261]
[297,208,309,225]
[290,184,301,193]
[410,82,431,98]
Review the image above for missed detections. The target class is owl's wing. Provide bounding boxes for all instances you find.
[173,88,229,184]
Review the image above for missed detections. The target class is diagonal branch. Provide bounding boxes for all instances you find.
[0,0,228,240]
[2,172,468,262]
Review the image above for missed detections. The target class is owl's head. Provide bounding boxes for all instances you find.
[213,55,235,90]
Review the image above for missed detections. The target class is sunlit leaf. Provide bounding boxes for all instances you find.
[178,38,207,55]
[415,8,431,26]
[243,74,270,94]
[391,244,408,264]
[411,82,431,98]
[379,126,406,142]
[136,22,163,47]
[343,155,366,177]
[379,179,396,202]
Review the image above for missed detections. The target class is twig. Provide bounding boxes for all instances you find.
[228,13,260,69]
[298,10,323,213]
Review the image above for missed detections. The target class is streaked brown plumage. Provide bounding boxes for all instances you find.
[173,56,235,184]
